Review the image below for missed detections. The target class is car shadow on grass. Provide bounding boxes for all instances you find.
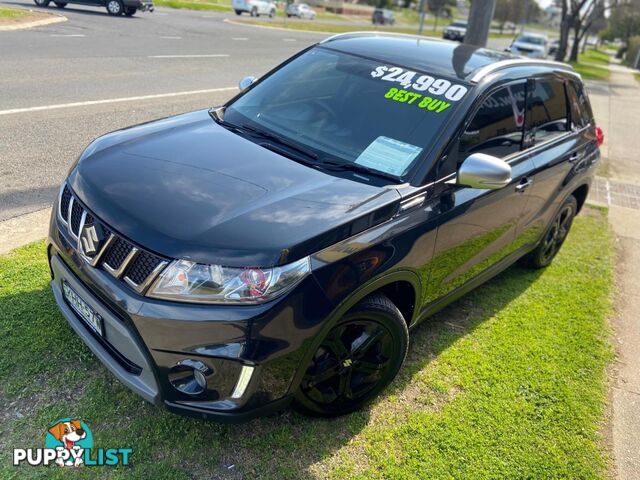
[0,243,543,479]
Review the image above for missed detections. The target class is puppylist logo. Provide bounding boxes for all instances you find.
[13,418,132,467]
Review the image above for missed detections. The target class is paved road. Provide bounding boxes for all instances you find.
[0,2,511,221]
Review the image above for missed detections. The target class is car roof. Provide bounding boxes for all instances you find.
[320,32,572,82]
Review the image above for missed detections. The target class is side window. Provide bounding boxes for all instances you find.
[527,78,569,143]
[567,81,593,129]
[458,83,526,160]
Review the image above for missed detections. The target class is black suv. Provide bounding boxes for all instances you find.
[34,0,153,16]
[48,33,602,421]
[372,8,395,25]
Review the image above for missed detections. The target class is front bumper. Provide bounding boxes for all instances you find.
[124,0,154,11]
[47,198,335,422]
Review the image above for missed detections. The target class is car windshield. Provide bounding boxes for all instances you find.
[517,35,546,45]
[451,21,467,27]
[224,48,469,179]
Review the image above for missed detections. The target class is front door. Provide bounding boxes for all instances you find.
[421,81,535,307]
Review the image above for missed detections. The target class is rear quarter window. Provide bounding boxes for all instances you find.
[567,80,593,129]
[527,78,569,144]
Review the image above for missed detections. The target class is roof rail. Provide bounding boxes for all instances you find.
[320,31,444,45]
[468,58,577,83]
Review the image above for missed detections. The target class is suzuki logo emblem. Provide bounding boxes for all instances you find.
[80,225,99,256]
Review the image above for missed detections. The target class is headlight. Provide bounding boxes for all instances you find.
[147,257,311,304]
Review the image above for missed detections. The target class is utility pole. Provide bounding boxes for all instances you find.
[463,0,497,47]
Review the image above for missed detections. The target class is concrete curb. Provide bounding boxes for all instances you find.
[0,208,50,255]
[0,11,67,31]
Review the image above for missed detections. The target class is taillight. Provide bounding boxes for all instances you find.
[596,126,604,147]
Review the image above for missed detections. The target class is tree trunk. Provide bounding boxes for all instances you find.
[569,22,581,62]
[554,0,569,61]
[464,0,497,47]
[433,11,439,31]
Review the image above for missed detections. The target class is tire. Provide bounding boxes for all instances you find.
[268,8,275,18]
[293,293,409,417]
[106,0,123,15]
[250,6,257,16]
[235,9,242,15]
[521,195,578,269]
[54,2,67,7]
[124,6,136,15]
[34,0,50,6]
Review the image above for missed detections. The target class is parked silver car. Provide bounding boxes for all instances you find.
[286,3,316,19]
[233,0,276,17]
[509,33,550,59]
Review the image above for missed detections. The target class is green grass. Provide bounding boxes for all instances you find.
[234,19,513,39]
[635,72,640,83]
[0,208,614,479]
[153,0,232,12]
[569,48,611,81]
[581,49,611,66]
[0,6,29,19]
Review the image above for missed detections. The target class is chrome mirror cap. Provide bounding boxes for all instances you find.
[457,153,512,190]
[238,76,257,91]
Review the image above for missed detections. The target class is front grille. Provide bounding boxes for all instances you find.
[104,237,134,270]
[125,250,164,285]
[57,184,168,294]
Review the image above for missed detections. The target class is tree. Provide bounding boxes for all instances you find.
[427,0,456,30]
[494,0,521,33]
[606,0,640,43]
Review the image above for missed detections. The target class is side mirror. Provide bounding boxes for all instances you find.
[457,153,512,189]
[238,76,256,91]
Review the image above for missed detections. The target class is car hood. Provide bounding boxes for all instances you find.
[512,41,545,51]
[68,109,401,267]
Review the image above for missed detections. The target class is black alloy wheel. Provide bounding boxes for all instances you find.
[522,195,577,269]
[294,293,409,417]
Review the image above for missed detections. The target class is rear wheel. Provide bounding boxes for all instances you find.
[250,6,257,16]
[234,9,242,14]
[521,195,578,269]
[106,0,123,14]
[294,293,409,417]
[268,8,275,17]
[34,0,50,6]
[54,2,67,7]
[124,6,137,15]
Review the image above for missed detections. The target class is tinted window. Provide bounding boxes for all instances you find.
[567,81,592,129]
[527,78,568,143]
[458,83,526,159]
[226,48,467,178]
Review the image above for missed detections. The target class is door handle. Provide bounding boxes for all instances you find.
[569,152,583,163]
[515,177,533,192]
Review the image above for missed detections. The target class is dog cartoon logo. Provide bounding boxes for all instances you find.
[45,418,93,467]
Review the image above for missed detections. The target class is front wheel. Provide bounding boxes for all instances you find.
[268,8,275,17]
[234,9,242,14]
[250,6,257,16]
[34,0,50,6]
[106,0,123,14]
[521,195,578,269]
[124,6,137,15]
[293,293,409,417]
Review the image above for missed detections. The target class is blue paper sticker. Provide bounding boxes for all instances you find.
[355,136,422,177]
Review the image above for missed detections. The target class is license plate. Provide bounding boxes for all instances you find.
[63,281,104,337]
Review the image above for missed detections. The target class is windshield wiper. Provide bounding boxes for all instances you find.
[236,123,319,162]
[318,159,401,183]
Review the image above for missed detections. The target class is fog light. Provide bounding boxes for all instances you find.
[168,359,213,396]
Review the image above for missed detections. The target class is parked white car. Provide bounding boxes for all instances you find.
[509,33,550,58]
[286,3,316,19]
[233,0,276,17]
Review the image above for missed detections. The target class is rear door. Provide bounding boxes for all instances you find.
[421,81,536,306]
[516,76,588,247]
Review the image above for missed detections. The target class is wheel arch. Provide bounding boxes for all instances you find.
[571,183,589,213]
[287,270,421,394]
